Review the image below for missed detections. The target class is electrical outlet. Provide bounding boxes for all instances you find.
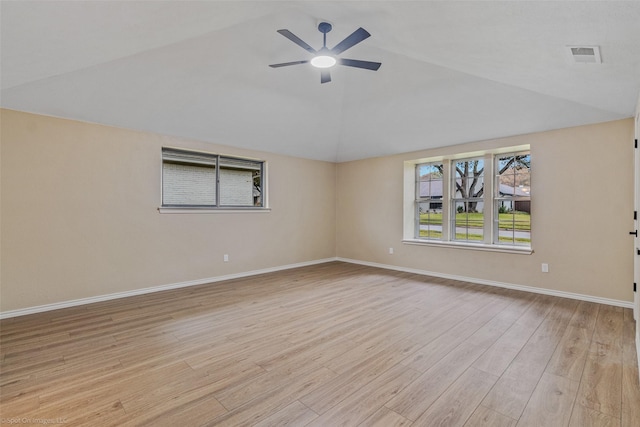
[224,254,229,262]
[389,247,394,254]
[541,263,549,273]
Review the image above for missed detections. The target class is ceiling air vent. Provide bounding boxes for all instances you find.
[566,45,601,64]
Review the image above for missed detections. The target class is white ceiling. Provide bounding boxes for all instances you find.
[2,1,640,162]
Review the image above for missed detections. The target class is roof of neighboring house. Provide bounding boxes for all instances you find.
[419,181,529,198]
[419,180,444,198]
[498,184,530,196]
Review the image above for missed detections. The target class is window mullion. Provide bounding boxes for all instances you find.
[215,155,221,207]
[484,154,493,244]
[442,161,450,241]
[414,166,420,238]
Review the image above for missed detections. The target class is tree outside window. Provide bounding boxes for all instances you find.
[495,153,531,245]
[452,158,485,242]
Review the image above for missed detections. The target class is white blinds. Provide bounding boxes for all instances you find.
[162,162,216,206]
[161,148,262,207]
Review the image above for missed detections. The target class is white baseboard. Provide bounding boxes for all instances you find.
[2,256,634,319]
[336,257,634,309]
[0,258,338,319]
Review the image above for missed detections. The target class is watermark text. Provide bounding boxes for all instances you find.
[1,417,68,425]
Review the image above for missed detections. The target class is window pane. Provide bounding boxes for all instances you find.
[419,180,431,198]
[497,155,516,176]
[418,201,443,240]
[470,159,484,176]
[162,162,216,206]
[419,180,444,198]
[417,163,443,198]
[467,175,484,198]
[494,151,531,245]
[454,178,464,198]
[416,162,443,238]
[498,154,529,181]
[418,164,441,178]
[454,159,484,199]
[454,176,486,198]
[496,202,531,245]
[454,161,465,177]
[498,169,516,191]
[452,201,484,241]
[453,184,485,206]
[219,158,262,207]
[456,159,484,177]
[515,170,531,196]
[253,167,263,207]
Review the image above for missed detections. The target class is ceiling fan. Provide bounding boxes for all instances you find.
[269,22,381,84]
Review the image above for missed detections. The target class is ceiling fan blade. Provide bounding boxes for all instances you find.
[331,27,371,55]
[276,29,316,53]
[338,58,381,71]
[320,70,331,84]
[269,60,309,68]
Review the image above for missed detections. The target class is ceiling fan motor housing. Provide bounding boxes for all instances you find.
[318,22,332,34]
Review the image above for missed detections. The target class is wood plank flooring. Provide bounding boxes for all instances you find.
[1,262,638,426]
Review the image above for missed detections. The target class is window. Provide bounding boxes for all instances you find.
[495,152,531,245]
[162,148,264,209]
[452,158,485,242]
[416,162,444,240]
[409,148,530,251]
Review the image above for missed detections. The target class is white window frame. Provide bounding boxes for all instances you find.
[403,146,531,254]
[494,152,531,246]
[415,162,446,241]
[159,147,269,214]
[451,156,490,244]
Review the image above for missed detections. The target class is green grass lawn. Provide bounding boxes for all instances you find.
[419,229,483,240]
[420,211,530,231]
[499,236,531,243]
[496,212,531,231]
[419,211,531,243]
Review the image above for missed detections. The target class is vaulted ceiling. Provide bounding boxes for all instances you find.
[2,1,639,162]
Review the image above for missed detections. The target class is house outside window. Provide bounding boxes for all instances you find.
[162,148,264,209]
[495,152,531,245]
[416,162,444,240]
[410,148,530,251]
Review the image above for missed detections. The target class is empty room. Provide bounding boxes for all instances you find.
[1,1,640,426]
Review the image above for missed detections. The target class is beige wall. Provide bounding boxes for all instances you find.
[1,109,635,313]
[337,119,635,303]
[0,109,336,312]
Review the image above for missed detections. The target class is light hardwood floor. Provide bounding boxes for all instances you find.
[1,262,638,426]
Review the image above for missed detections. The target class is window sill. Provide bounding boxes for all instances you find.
[402,239,533,254]
[158,207,271,214]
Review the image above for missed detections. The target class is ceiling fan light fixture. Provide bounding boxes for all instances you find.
[270,23,381,83]
[310,55,336,68]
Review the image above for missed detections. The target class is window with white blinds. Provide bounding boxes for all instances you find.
[162,148,264,208]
